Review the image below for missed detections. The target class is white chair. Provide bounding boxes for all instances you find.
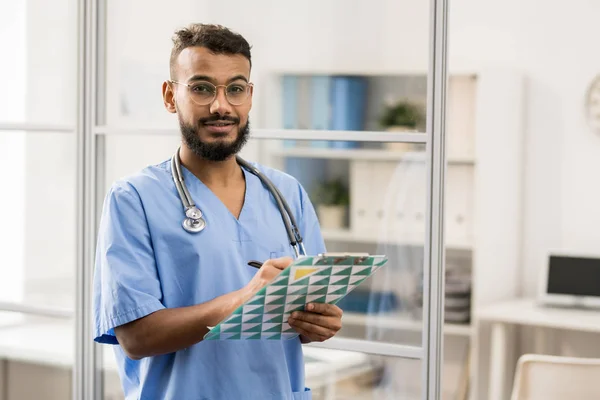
[510,354,600,400]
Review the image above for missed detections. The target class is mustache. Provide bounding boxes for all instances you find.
[198,115,240,125]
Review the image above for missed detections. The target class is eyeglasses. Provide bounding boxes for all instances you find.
[170,80,253,106]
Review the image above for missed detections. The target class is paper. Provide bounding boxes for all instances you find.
[203,254,388,341]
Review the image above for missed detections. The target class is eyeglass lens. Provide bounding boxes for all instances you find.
[188,81,249,105]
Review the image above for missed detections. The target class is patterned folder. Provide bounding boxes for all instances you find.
[203,254,388,341]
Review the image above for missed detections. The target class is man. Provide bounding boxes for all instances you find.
[93,23,343,400]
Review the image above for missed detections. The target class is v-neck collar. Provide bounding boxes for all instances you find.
[177,161,256,225]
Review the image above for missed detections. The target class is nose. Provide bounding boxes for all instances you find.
[209,86,233,116]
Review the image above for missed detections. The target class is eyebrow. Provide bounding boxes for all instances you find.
[188,74,249,84]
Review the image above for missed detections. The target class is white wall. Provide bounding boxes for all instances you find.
[449,2,600,398]
[449,0,600,298]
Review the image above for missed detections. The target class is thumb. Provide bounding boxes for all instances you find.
[269,256,293,270]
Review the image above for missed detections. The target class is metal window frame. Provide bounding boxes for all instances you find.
[73,0,449,399]
[74,0,102,399]
[0,302,73,319]
[0,123,74,133]
[422,0,449,398]
[93,126,429,143]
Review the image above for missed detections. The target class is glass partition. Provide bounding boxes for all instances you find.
[103,0,431,131]
[252,138,428,346]
[91,0,445,399]
[0,131,76,309]
[0,0,77,125]
[0,0,78,397]
[0,129,76,399]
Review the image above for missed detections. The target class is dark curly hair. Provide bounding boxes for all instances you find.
[170,23,252,79]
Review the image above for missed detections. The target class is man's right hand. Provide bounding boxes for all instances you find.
[246,256,293,296]
[115,256,294,360]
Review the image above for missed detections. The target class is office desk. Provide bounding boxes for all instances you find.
[476,298,600,400]
[0,320,373,400]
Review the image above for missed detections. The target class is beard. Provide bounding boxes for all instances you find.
[179,114,250,162]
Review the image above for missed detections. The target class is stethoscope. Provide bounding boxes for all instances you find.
[170,147,307,258]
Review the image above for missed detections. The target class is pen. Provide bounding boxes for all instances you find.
[247,260,263,269]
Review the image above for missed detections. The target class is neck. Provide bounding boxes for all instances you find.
[179,145,243,187]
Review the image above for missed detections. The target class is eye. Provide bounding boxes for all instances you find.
[227,84,246,94]
[191,83,214,94]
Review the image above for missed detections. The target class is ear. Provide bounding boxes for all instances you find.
[162,81,177,114]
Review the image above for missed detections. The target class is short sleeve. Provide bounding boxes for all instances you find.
[298,184,327,256]
[93,183,165,345]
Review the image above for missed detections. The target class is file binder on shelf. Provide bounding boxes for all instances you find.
[281,74,326,197]
[330,76,368,149]
[204,254,388,341]
[282,75,299,148]
[310,75,332,148]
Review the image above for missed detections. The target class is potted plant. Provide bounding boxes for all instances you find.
[313,179,349,230]
[379,100,425,151]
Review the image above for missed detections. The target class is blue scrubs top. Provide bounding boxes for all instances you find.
[93,158,326,400]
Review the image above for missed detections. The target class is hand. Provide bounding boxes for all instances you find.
[288,303,343,343]
[246,256,293,295]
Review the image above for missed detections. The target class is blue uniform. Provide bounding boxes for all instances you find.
[93,158,326,400]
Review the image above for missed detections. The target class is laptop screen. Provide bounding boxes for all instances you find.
[547,255,600,297]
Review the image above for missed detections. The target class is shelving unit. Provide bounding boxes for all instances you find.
[320,228,472,251]
[270,147,475,165]
[258,68,525,400]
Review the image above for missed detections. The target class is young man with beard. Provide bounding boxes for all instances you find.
[92,23,343,400]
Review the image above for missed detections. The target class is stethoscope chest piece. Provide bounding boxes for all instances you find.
[183,207,206,233]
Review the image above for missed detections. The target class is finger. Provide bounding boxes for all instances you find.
[268,256,293,270]
[305,302,343,317]
[294,326,327,343]
[288,319,331,342]
[292,311,342,332]
[289,324,325,342]
[291,311,329,326]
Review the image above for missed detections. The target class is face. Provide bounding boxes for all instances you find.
[162,46,253,161]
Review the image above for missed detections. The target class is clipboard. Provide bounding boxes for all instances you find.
[203,253,388,341]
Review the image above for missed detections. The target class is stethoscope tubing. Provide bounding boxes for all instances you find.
[172,148,195,209]
[171,148,305,257]
[235,157,298,248]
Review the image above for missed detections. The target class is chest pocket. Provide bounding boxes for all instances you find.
[248,207,294,262]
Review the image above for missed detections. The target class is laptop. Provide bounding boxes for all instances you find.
[538,252,600,309]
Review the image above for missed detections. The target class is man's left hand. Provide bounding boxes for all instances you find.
[288,303,343,343]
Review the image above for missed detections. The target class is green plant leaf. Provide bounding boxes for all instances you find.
[313,179,349,206]
[379,101,424,129]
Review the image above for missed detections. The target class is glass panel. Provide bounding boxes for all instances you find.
[96,135,428,350]
[102,134,181,191]
[253,138,428,346]
[0,131,76,309]
[0,313,73,399]
[305,349,422,400]
[95,134,427,397]
[104,0,430,131]
[0,0,77,125]
[260,73,427,134]
[442,74,475,334]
